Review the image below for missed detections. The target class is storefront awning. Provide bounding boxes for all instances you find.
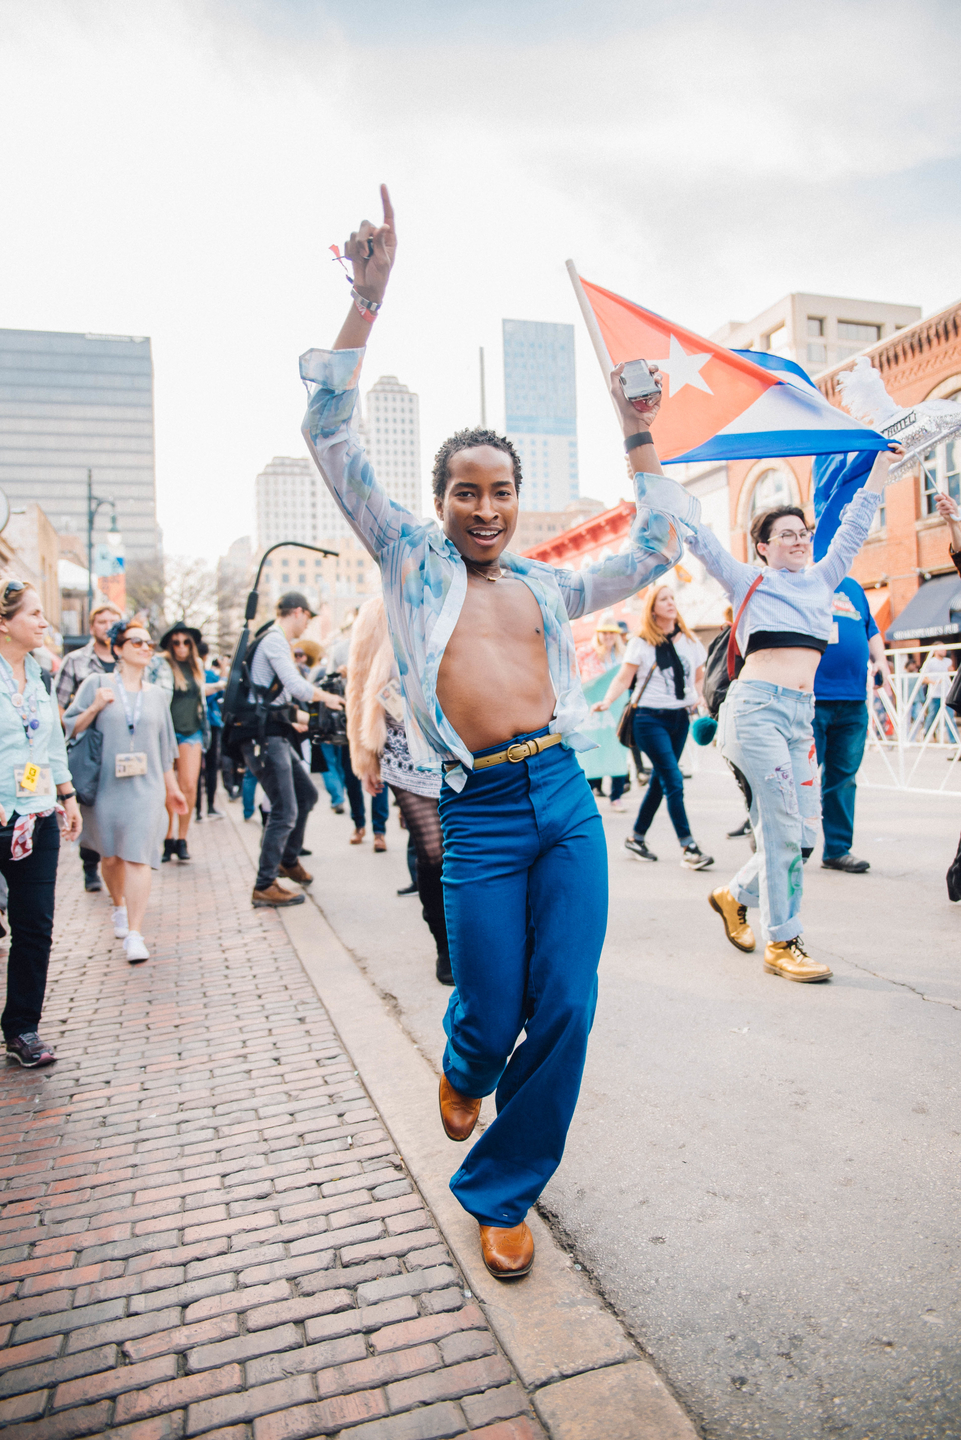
[886,572,961,642]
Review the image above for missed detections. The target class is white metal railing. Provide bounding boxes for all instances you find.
[864,639,961,793]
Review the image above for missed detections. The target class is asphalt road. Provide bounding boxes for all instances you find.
[291,744,961,1439]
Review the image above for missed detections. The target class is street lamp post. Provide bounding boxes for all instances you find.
[86,468,119,627]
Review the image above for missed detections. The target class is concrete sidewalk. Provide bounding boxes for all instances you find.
[0,809,697,1439]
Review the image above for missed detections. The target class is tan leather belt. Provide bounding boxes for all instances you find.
[461,732,562,772]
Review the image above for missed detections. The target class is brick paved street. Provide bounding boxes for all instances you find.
[0,818,545,1440]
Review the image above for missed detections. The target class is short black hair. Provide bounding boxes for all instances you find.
[750,505,808,563]
[432,428,522,501]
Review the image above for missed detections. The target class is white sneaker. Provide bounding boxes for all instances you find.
[123,931,149,963]
[111,905,129,939]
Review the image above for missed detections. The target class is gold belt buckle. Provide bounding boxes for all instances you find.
[507,741,532,763]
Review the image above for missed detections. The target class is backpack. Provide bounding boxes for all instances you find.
[221,622,285,759]
[702,627,735,719]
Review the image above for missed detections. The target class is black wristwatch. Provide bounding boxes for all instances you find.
[58,790,77,801]
[624,431,654,453]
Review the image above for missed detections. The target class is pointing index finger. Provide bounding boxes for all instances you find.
[380,184,394,228]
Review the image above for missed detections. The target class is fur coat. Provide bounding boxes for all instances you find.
[345,597,393,788]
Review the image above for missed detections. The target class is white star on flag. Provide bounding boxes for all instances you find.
[653,335,714,399]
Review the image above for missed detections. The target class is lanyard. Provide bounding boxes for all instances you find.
[0,659,39,745]
[114,677,143,738]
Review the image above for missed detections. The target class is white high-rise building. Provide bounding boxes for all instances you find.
[255,455,349,552]
[365,376,421,515]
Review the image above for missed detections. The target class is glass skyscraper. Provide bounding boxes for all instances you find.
[0,329,159,561]
[502,319,579,512]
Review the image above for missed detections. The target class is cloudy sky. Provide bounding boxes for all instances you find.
[2,0,960,559]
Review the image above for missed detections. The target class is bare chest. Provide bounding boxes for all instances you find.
[453,574,545,648]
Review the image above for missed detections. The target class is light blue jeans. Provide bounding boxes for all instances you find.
[718,680,820,943]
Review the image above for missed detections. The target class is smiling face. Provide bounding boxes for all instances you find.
[434,447,519,565]
[756,522,812,572]
[0,589,47,652]
[119,628,155,670]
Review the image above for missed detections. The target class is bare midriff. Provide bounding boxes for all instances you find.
[740,647,822,693]
[437,572,556,752]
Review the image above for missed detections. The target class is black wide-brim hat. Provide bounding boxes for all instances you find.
[159,623,202,652]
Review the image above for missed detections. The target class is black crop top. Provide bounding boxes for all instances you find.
[745,630,828,656]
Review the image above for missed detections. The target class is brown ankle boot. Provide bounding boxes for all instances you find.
[279,862,313,884]
[438,1075,481,1141]
[479,1221,534,1279]
[252,882,306,908]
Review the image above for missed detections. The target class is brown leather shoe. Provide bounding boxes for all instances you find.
[279,862,313,884]
[373,834,387,852]
[349,827,366,845]
[764,937,832,982]
[709,886,756,952]
[252,882,306,908]
[439,1075,481,1142]
[479,1221,534,1279]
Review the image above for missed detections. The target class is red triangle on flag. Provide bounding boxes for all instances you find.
[580,277,778,461]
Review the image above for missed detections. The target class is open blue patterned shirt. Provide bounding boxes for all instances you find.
[300,345,694,789]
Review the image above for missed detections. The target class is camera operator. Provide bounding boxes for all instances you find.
[244,591,343,908]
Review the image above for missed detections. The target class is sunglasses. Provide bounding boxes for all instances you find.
[124,638,155,650]
[2,580,25,600]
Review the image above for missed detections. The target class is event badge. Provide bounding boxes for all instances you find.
[115,752,148,778]
[15,764,51,798]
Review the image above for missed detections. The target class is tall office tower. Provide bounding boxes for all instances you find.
[503,319,579,513]
[0,328,160,559]
[365,375,421,515]
[256,456,316,552]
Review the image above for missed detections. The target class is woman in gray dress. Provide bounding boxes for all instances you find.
[64,620,188,963]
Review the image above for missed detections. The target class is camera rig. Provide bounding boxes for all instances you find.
[221,540,339,761]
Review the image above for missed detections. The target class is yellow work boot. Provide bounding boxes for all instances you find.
[764,937,832,983]
[708,887,755,952]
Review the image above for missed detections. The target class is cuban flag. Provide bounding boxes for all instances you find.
[572,273,890,464]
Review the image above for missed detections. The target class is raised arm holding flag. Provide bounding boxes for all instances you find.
[572,269,901,983]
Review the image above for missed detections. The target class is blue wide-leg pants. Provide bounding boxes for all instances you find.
[438,728,608,1228]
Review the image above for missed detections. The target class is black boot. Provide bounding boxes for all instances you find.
[176,839,190,862]
[161,839,176,863]
[435,951,454,986]
[83,867,102,892]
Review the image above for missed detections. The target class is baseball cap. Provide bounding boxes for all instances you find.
[277,590,316,617]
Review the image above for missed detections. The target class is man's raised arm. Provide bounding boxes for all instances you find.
[301,186,420,561]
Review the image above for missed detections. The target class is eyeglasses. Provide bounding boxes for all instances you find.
[124,638,155,650]
[768,529,813,544]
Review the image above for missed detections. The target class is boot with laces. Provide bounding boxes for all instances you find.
[708,887,755,952]
[764,936,832,983]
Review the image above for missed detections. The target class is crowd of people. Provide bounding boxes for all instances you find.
[1,186,959,1291]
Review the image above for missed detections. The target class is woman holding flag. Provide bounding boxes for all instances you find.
[606,362,901,981]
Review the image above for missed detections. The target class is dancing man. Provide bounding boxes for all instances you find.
[300,188,685,1278]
